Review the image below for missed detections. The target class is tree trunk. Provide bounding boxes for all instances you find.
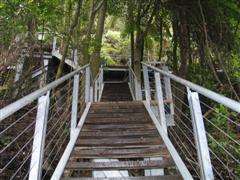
[56,0,83,79]
[158,17,163,61]
[127,0,135,69]
[90,0,107,79]
[134,29,144,81]
[83,0,101,65]
[198,0,223,87]
[172,16,178,74]
[134,0,157,81]
[178,8,189,79]
[130,32,135,69]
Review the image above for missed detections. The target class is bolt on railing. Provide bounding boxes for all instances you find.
[142,62,240,180]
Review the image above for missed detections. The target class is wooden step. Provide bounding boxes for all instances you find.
[91,101,142,106]
[84,117,152,124]
[81,123,155,130]
[66,159,175,170]
[79,130,159,138]
[86,113,149,118]
[89,108,145,113]
[61,175,183,180]
[76,137,162,147]
[71,146,168,159]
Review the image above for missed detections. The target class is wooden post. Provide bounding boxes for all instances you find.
[187,88,214,180]
[29,93,50,180]
[154,72,167,134]
[142,65,151,104]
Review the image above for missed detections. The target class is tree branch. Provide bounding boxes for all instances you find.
[93,0,105,14]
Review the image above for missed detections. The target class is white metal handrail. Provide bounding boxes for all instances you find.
[0,64,89,121]
[0,62,90,180]
[142,62,240,180]
[142,62,240,113]
[91,66,104,102]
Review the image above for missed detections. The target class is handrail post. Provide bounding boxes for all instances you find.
[163,66,174,126]
[187,88,214,180]
[52,37,57,52]
[135,80,142,101]
[29,92,50,180]
[85,66,90,103]
[134,78,138,100]
[71,49,79,138]
[142,65,151,104]
[94,79,98,102]
[71,73,79,138]
[98,66,104,101]
[90,86,93,102]
[154,72,167,134]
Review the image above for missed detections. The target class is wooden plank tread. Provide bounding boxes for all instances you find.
[79,130,159,138]
[72,146,168,159]
[76,137,162,146]
[66,159,175,170]
[61,175,182,180]
[82,124,155,130]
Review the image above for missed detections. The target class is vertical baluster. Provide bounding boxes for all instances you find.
[99,67,104,101]
[71,50,79,138]
[29,93,50,180]
[90,86,93,102]
[94,79,98,102]
[154,72,167,134]
[52,37,57,52]
[142,65,151,104]
[85,66,90,103]
[187,88,214,180]
[163,66,174,126]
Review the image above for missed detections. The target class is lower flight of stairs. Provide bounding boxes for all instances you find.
[62,102,182,180]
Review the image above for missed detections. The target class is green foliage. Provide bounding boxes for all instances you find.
[100,29,130,65]
[207,105,240,177]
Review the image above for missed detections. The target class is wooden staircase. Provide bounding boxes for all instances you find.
[101,83,132,102]
[62,102,182,179]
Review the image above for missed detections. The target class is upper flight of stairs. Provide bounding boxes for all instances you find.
[62,101,183,179]
[101,83,132,102]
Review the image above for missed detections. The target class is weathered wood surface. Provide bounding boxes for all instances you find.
[61,175,182,180]
[63,101,180,179]
[66,159,175,170]
[71,146,169,159]
[100,83,132,101]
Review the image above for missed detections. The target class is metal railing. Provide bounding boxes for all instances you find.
[91,66,104,102]
[142,62,240,180]
[0,51,53,108]
[0,61,90,180]
[128,66,142,100]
